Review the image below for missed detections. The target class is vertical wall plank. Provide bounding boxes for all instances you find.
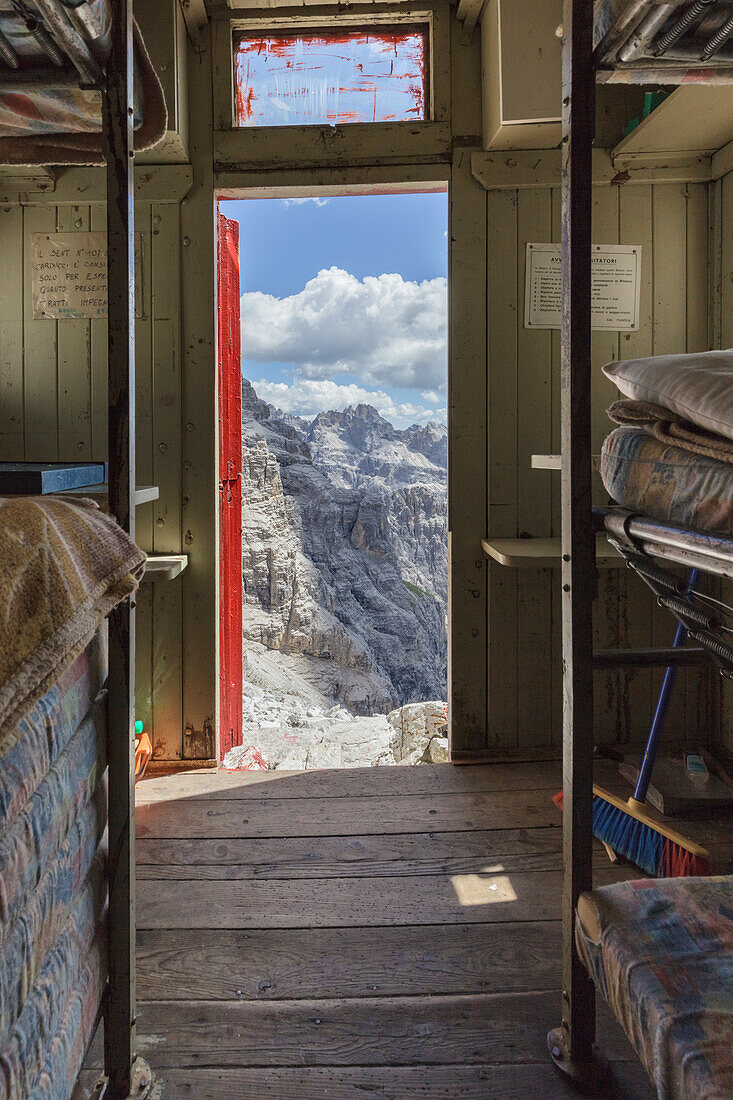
[134,205,154,748]
[57,205,92,462]
[0,206,24,461]
[23,206,58,461]
[516,190,554,746]
[652,184,691,742]
[486,187,518,748]
[449,150,489,759]
[151,202,184,760]
[181,25,217,757]
[90,203,109,462]
[590,188,623,741]
[686,184,709,355]
[617,184,654,745]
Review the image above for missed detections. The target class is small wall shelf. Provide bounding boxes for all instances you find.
[482,535,624,569]
[64,484,160,507]
[531,454,602,471]
[143,554,188,581]
[612,85,733,162]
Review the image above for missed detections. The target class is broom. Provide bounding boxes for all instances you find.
[554,568,713,878]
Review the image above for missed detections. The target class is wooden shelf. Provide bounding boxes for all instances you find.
[613,86,733,161]
[482,535,624,569]
[63,484,160,506]
[143,554,188,581]
[531,454,602,471]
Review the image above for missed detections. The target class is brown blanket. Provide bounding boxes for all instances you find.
[607,398,733,466]
[0,496,145,742]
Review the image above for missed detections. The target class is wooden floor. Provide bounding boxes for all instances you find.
[81,758,728,1098]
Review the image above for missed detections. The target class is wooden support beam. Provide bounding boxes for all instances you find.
[102,0,136,1094]
[547,0,599,1081]
[456,0,485,35]
[471,148,713,190]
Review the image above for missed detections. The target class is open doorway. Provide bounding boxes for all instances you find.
[218,190,448,770]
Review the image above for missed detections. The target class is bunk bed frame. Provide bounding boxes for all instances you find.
[0,1,139,1094]
[102,1,138,1095]
[551,0,733,1088]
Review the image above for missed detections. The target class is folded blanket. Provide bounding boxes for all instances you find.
[608,399,733,466]
[0,20,166,165]
[0,496,145,742]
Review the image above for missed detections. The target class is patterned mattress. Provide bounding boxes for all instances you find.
[0,697,107,933]
[576,877,733,1100]
[0,623,107,838]
[601,426,733,536]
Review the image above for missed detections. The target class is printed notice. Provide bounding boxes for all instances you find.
[32,232,143,320]
[524,243,641,330]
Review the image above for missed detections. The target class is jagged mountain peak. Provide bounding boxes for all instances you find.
[240,378,448,714]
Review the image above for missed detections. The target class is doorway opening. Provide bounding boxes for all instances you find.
[218,189,448,769]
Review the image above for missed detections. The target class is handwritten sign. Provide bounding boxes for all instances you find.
[524,243,641,330]
[32,232,143,320]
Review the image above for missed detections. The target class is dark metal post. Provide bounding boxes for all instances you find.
[102,0,136,1094]
[548,0,600,1083]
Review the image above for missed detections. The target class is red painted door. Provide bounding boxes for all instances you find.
[217,212,243,759]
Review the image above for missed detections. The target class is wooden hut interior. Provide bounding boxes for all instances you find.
[0,0,732,1097]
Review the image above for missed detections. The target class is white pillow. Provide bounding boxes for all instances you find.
[603,350,733,442]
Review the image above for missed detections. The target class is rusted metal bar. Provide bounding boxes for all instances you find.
[547,0,601,1085]
[594,0,653,64]
[618,3,677,61]
[102,0,136,1095]
[33,0,102,82]
[592,647,708,669]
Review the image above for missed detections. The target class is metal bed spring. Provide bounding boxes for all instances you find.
[595,506,733,679]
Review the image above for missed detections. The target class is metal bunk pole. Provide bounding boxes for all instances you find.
[102,0,137,1094]
[548,0,604,1087]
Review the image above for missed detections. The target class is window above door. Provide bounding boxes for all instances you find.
[233,26,429,127]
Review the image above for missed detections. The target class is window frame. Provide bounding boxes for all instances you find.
[231,21,432,129]
[212,6,449,134]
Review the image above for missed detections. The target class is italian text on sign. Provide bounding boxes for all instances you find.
[524,243,642,331]
[31,232,143,320]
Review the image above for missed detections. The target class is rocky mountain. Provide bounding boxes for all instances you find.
[240,379,448,717]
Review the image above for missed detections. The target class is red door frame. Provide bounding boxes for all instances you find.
[217,211,243,759]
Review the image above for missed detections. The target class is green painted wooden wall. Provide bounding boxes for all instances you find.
[0,198,185,761]
[485,180,717,751]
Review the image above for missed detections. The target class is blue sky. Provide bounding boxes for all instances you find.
[221,192,448,428]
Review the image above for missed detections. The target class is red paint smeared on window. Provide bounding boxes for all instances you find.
[234,28,427,127]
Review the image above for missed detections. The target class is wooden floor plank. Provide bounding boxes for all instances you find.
[136,922,562,1000]
[135,789,559,840]
[88,994,646,1070]
[135,761,563,804]
[99,1062,653,1099]
[137,864,636,929]
[135,828,636,880]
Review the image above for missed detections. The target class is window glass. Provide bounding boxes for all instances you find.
[234,28,428,127]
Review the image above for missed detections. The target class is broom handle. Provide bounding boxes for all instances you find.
[634,568,699,804]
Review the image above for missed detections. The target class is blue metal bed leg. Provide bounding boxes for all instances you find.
[633,568,699,804]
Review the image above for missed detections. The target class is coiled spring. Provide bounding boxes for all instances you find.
[654,0,717,55]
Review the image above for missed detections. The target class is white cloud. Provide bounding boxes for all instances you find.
[252,378,445,429]
[242,267,447,391]
[280,197,330,207]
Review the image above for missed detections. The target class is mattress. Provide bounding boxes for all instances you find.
[0,922,106,1100]
[0,698,107,933]
[576,876,733,1100]
[0,0,144,138]
[601,426,733,536]
[0,801,106,1036]
[27,931,106,1100]
[0,622,108,839]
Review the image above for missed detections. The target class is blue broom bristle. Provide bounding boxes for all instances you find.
[592,794,663,875]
